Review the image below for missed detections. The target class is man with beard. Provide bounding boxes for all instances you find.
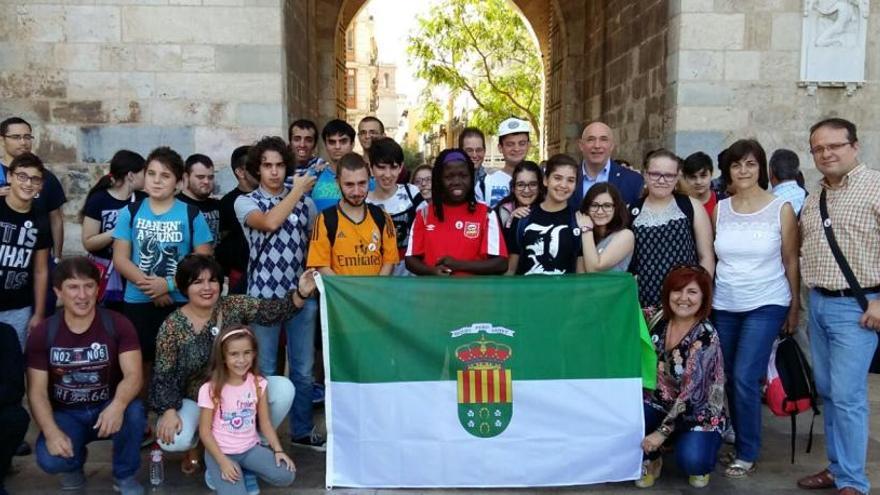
[176,154,220,246]
[307,153,397,276]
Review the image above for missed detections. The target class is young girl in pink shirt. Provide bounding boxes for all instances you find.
[198,326,295,494]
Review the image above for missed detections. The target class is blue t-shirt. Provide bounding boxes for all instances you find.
[113,199,213,303]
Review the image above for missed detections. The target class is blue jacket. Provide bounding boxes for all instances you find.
[569,161,645,210]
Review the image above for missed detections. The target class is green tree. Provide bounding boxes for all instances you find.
[408,0,543,145]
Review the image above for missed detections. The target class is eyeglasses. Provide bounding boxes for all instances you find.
[588,202,615,212]
[514,181,539,190]
[809,142,851,155]
[414,177,431,186]
[12,171,43,186]
[2,134,34,142]
[646,171,678,183]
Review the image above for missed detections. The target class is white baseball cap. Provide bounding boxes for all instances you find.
[497,118,530,138]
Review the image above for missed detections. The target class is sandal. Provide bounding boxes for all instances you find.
[797,469,835,490]
[723,459,757,479]
[181,449,202,475]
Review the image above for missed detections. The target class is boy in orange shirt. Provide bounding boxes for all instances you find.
[307,153,397,276]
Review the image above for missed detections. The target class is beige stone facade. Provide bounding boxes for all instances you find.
[0,0,877,251]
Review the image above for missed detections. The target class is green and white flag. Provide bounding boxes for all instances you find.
[318,273,656,488]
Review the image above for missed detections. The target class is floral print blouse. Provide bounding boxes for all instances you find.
[644,319,728,435]
[149,294,298,413]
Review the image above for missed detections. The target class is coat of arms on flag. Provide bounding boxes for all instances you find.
[453,324,514,438]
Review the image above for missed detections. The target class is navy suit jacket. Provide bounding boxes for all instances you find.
[569,160,645,210]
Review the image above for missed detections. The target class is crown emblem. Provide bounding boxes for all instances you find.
[456,336,512,370]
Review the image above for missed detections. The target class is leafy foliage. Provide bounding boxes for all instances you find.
[407,0,543,143]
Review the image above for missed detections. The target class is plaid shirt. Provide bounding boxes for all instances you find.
[800,164,880,290]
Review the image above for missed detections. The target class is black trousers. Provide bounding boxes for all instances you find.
[0,404,29,488]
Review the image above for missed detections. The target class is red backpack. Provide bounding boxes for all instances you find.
[764,336,820,463]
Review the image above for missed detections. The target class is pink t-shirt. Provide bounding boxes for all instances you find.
[198,373,267,455]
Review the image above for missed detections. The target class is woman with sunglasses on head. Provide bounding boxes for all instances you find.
[711,139,799,479]
[638,265,727,489]
[576,182,634,273]
[505,154,582,275]
[630,149,715,314]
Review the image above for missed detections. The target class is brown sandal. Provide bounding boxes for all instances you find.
[797,469,834,490]
[181,449,202,475]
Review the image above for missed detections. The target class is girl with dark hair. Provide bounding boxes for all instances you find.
[638,265,727,489]
[80,150,147,309]
[630,149,715,312]
[198,326,296,494]
[411,165,433,201]
[576,182,634,272]
[712,139,799,479]
[151,255,313,476]
[494,161,544,243]
[505,154,582,275]
[405,149,507,276]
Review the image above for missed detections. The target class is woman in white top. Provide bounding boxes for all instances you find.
[576,182,634,272]
[711,139,799,479]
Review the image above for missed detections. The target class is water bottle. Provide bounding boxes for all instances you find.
[149,444,164,486]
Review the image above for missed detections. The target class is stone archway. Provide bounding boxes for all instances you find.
[306,0,580,156]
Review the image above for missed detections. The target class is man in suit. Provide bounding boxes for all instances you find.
[570,121,644,210]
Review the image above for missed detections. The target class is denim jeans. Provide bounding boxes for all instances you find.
[285,297,318,439]
[204,443,295,495]
[808,289,879,494]
[159,376,294,452]
[36,399,145,480]
[713,304,788,462]
[643,404,721,476]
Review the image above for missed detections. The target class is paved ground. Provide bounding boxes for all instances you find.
[7,376,880,494]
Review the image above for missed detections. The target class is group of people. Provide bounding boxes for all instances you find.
[0,112,877,495]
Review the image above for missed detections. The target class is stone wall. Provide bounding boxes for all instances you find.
[668,0,880,187]
[0,0,287,236]
[578,0,671,165]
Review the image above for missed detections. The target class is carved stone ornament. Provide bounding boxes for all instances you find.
[800,0,869,95]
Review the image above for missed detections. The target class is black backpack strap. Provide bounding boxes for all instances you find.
[366,203,388,255]
[185,204,200,252]
[819,189,869,311]
[323,207,340,248]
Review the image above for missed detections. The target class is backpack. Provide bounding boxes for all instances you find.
[322,204,388,254]
[128,198,200,251]
[764,336,820,463]
[46,308,117,345]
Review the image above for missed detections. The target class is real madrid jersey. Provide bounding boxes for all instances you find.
[307,205,398,275]
[406,202,507,275]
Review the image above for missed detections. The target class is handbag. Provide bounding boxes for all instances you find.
[819,189,880,373]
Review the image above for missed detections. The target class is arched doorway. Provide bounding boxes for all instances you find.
[309,0,577,156]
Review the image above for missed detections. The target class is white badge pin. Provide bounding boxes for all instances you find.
[823,218,832,228]
[368,242,377,252]
[455,220,464,229]
[631,207,640,216]
[573,227,581,236]
[211,326,219,337]
[24,220,33,228]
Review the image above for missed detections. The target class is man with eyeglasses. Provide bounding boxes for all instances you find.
[796,118,880,495]
[484,118,531,208]
[0,152,51,349]
[357,117,385,160]
[1,118,67,309]
[571,121,644,210]
[459,127,489,202]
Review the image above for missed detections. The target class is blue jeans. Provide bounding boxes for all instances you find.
[713,304,788,462]
[204,444,295,495]
[36,399,145,480]
[809,289,878,494]
[643,404,721,476]
[286,298,318,439]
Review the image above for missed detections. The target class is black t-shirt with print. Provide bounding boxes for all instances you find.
[509,205,582,275]
[177,193,221,247]
[82,189,144,259]
[0,198,52,310]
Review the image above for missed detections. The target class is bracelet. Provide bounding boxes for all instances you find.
[579,225,593,233]
[656,425,672,437]
[295,287,309,299]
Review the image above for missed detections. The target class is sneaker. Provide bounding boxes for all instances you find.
[312,384,325,404]
[113,476,144,495]
[689,474,710,488]
[634,458,662,488]
[291,427,326,452]
[59,470,87,491]
[14,441,31,457]
[244,470,260,495]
